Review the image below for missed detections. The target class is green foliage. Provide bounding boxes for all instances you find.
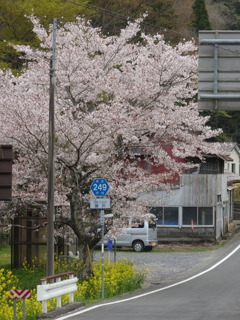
[0,248,145,319]
[20,0,93,30]
[90,0,177,36]
[77,259,145,301]
[0,268,20,320]
[0,231,10,247]
[142,0,177,31]
[11,267,45,290]
[191,0,211,32]
[0,42,22,72]
[211,0,240,29]
[205,110,240,143]
[0,0,93,70]
[234,183,240,201]
[0,246,11,266]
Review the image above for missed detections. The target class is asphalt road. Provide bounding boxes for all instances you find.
[55,234,240,320]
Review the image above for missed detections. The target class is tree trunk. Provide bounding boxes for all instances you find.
[66,174,97,280]
[77,242,94,280]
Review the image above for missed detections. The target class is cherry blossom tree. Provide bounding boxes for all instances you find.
[0,16,221,277]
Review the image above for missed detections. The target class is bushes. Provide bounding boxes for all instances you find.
[77,259,144,301]
[0,268,19,320]
[0,258,145,319]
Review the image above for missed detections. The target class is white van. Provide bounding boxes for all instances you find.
[104,213,158,252]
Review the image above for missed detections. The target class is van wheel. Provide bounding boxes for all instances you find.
[132,241,144,252]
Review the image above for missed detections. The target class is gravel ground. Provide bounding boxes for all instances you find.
[93,231,240,288]
[94,250,215,287]
[132,251,215,286]
[38,232,240,319]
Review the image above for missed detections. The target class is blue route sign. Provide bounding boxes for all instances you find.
[107,239,113,251]
[90,178,110,196]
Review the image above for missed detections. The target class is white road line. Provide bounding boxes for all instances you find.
[56,243,240,319]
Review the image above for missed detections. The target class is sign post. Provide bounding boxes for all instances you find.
[8,289,31,320]
[191,219,194,244]
[90,178,110,300]
[100,209,105,299]
[107,239,113,262]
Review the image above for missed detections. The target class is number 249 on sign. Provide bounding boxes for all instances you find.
[90,178,110,196]
[93,183,108,191]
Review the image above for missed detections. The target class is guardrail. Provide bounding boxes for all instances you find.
[37,272,78,314]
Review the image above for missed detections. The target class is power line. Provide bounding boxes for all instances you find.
[200,42,240,56]
[3,0,240,66]
[64,0,240,57]
[0,0,197,67]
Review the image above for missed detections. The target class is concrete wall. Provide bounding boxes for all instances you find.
[224,145,240,175]
[157,226,215,241]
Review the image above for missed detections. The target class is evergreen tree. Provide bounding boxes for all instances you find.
[191,0,211,32]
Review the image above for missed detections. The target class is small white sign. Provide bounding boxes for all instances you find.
[90,198,111,209]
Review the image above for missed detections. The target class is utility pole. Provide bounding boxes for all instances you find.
[47,18,57,277]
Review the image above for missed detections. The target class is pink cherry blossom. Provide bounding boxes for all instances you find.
[0,17,223,273]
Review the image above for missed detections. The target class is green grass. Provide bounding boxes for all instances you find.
[0,245,45,289]
[0,242,223,290]
[0,245,11,267]
[0,246,145,320]
[10,268,45,289]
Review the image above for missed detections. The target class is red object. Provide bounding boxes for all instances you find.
[8,289,31,299]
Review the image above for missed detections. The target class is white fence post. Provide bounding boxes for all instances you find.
[56,277,62,309]
[69,274,74,303]
[41,280,48,313]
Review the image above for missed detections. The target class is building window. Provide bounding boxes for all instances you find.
[198,207,213,225]
[182,207,197,225]
[151,207,179,226]
[182,207,213,226]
